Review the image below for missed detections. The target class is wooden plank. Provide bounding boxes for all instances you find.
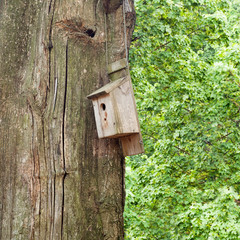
[109,68,128,81]
[92,94,117,138]
[120,133,144,156]
[111,79,140,135]
[119,74,144,156]
[107,58,127,74]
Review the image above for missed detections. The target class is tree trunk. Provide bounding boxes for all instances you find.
[0,0,135,239]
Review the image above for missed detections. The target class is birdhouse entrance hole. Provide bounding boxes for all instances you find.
[101,103,106,111]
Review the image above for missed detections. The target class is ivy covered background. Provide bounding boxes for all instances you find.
[124,0,240,239]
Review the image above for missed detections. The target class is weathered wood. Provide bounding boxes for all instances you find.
[102,0,123,13]
[88,66,144,155]
[90,79,140,139]
[107,58,127,75]
[111,80,140,136]
[92,94,116,138]
[87,77,127,99]
[88,65,142,141]
[121,133,144,156]
[118,70,144,156]
[0,0,136,239]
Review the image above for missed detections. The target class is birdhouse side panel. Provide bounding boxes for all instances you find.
[92,95,118,138]
[111,81,140,135]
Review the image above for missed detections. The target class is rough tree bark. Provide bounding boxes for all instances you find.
[0,0,135,239]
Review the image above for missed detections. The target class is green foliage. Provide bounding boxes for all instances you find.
[125,0,240,239]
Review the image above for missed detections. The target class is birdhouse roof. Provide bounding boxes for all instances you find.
[87,77,127,99]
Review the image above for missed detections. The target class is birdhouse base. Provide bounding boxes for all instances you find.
[120,133,144,156]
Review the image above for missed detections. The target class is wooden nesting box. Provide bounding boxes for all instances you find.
[87,58,144,156]
[87,76,139,138]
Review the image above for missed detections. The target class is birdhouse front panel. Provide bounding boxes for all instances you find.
[92,94,117,138]
[111,80,140,136]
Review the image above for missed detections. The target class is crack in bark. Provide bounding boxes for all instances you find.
[9,135,17,240]
[47,0,56,102]
[28,100,36,240]
[27,101,42,240]
[0,132,7,240]
[41,118,47,170]
[36,148,42,240]
[53,77,58,112]
[41,118,49,240]
[61,174,66,240]
[50,174,56,240]
[48,0,53,14]
[62,40,68,175]
[47,3,58,238]
[60,39,69,240]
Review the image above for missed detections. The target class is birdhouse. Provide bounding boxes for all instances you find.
[87,59,144,156]
[87,76,139,138]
